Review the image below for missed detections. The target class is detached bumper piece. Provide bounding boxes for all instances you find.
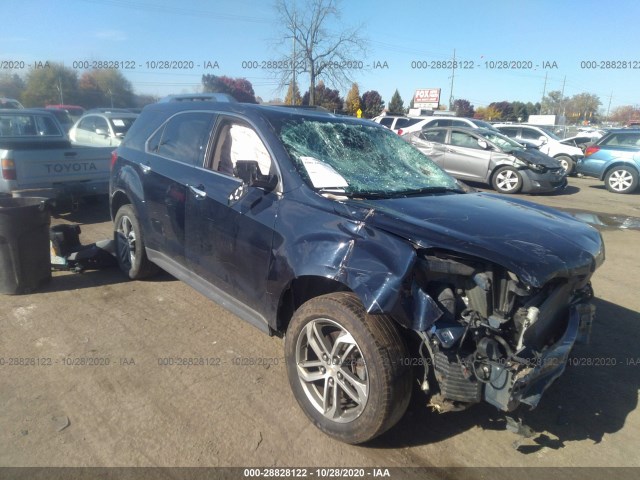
[484,302,595,411]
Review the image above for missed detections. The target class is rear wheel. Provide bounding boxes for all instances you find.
[555,155,575,175]
[604,166,638,194]
[114,204,159,279]
[285,292,411,444]
[492,166,523,194]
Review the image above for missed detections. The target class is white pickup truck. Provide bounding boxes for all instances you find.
[0,109,113,200]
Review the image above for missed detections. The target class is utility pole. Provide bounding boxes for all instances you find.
[57,77,64,104]
[606,92,613,118]
[540,72,547,114]
[560,75,566,116]
[449,49,455,110]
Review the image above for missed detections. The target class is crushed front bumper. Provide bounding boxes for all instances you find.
[484,302,595,411]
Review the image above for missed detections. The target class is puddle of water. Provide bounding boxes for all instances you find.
[562,209,640,231]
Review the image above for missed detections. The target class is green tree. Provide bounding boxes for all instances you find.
[79,69,134,108]
[0,73,25,100]
[21,63,79,106]
[566,92,601,123]
[345,83,361,116]
[541,90,563,115]
[453,99,474,117]
[387,89,404,114]
[510,101,529,121]
[302,80,343,111]
[360,90,384,118]
[488,101,512,121]
[284,82,302,105]
[474,105,501,121]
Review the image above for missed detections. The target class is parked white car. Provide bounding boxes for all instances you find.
[495,124,584,174]
[69,111,138,147]
[371,115,424,135]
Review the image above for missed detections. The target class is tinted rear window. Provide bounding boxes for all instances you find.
[0,114,62,137]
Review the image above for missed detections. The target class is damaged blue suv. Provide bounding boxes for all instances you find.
[110,101,604,444]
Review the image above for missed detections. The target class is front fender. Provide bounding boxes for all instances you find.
[270,197,420,327]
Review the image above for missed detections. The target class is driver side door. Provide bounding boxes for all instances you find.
[444,129,492,182]
[184,116,280,321]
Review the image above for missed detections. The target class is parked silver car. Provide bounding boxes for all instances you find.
[69,111,138,147]
[405,127,567,194]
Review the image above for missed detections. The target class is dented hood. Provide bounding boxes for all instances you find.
[344,192,604,288]
[510,148,561,168]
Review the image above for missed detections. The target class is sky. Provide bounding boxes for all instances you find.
[2,0,640,112]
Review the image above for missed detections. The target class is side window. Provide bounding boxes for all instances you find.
[520,128,542,140]
[499,127,518,138]
[602,133,640,147]
[450,131,480,149]
[147,127,163,153]
[395,118,412,129]
[421,129,447,144]
[78,117,94,131]
[35,116,61,136]
[156,112,216,166]
[210,120,272,178]
[94,117,109,133]
[432,119,452,127]
[379,117,394,128]
[450,119,467,127]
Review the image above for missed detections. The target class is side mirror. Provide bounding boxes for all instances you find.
[538,135,548,145]
[477,139,489,150]
[234,160,278,191]
[95,128,109,137]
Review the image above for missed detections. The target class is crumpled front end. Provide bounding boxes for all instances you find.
[402,250,598,413]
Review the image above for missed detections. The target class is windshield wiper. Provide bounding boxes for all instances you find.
[388,186,464,197]
[316,188,358,198]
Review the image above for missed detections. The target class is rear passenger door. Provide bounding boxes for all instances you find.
[142,111,217,266]
[184,116,279,319]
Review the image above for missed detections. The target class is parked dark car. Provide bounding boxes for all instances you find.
[405,126,566,194]
[577,129,640,194]
[110,101,603,444]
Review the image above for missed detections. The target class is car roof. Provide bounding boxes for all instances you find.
[159,93,237,103]
[81,111,138,119]
[0,108,56,115]
[140,100,363,124]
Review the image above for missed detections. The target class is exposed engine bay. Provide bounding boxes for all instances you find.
[411,249,596,413]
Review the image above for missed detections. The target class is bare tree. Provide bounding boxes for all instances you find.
[275,0,367,105]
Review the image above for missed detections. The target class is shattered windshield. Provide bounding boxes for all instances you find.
[275,118,460,197]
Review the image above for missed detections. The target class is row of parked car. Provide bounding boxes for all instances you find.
[374,114,640,194]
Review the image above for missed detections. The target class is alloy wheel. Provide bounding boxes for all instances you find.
[295,318,369,423]
[608,169,634,192]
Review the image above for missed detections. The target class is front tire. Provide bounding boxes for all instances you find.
[285,292,411,444]
[114,204,159,279]
[604,166,638,194]
[492,166,523,194]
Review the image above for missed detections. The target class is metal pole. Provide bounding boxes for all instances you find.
[449,49,455,110]
[540,72,547,114]
[58,77,64,104]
